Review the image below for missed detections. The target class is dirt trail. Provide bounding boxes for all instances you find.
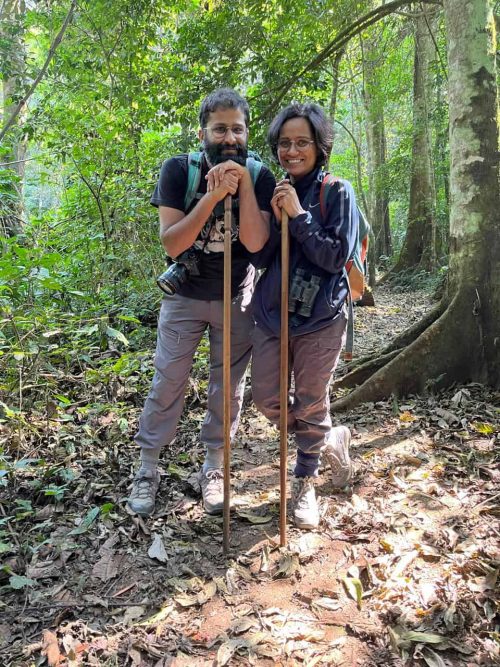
[1,286,498,666]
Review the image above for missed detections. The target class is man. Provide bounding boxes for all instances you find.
[128,88,275,517]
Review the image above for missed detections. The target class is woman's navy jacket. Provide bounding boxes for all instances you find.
[251,167,358,338]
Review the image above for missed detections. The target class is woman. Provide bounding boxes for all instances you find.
[251,102,358,530]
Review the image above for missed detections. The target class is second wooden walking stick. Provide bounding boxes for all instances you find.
[280,210,289,547]
[223,194,232,554]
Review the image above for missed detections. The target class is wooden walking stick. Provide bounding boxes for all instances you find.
[280,210,289,547]
[223,194,232,554]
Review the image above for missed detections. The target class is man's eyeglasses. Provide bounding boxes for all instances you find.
[204,125,247,138]
[277,139,315,151]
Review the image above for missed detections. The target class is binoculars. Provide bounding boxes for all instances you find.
[288,269,321,318]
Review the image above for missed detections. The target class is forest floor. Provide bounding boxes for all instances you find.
[1,285,499,667]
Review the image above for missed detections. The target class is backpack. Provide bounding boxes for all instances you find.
[320,174,370,301]
[319,173,370,360]
[184,151,263,210]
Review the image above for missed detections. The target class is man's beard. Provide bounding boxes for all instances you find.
[204,140,248,166]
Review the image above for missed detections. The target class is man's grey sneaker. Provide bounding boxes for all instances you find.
[292,476,319,530]
[127,469,160,517]
[321,425,353,488]
[199,468,224,515]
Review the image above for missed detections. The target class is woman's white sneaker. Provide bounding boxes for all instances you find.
[292,476,319,530]
[321,425,353,488]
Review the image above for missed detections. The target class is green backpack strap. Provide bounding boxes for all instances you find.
[184,151,203,211]
[245,155,263,185]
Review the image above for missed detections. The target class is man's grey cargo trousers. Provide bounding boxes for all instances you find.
[135,292,253,459]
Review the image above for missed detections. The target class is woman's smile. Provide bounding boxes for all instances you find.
[277,117,318,179]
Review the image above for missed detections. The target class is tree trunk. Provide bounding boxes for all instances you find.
[433,62,449,261]
[333,0,500,410]
[0,0,26,237]
[329,49,344,127]
[393,6,437,273]
[362,35,392,262]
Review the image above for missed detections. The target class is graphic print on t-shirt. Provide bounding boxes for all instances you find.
[194,211,238,254]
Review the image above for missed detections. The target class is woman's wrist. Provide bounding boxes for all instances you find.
[290,208,308,221]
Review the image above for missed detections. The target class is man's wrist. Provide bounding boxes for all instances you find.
[204,190,222,206]
[238,169,252,189]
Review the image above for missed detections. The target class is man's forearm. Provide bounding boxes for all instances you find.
[238,173,270,252]
[160,192,219,258]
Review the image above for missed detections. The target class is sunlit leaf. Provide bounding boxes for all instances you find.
[380,537,395,553]
[148,534,168,563]
[138,603,174,627]
[105,326,129,346]
[471,421,494,434]
[342,576,363,609]
[42,330,62,338]
[216,638,244,666]
[259,543,271,573]
[197,580,217,604]
[237,510,273,524]
[312,596,342,611]
[275,552,300,578]
[230,617,258,635]
[390,550,418,579]
[117,315,141,323]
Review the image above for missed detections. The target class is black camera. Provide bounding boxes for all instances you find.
[156,249,201,296]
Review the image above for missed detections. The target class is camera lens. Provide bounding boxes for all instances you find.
[156,276,176,295]
[156,263,188,296]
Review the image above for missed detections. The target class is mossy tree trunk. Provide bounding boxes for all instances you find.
[333,0,500,410]
[433,58,450,261]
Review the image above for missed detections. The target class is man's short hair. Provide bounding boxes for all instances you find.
[267,102,333,168]
[199,88,250,129]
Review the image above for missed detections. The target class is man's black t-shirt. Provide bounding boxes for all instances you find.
[151,153,276,300]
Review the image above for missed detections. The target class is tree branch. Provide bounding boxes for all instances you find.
[0,153,53,167]
[0,0,77,144]
[420,2,448,81]
[258,0,442,119]
[71,157,110,249]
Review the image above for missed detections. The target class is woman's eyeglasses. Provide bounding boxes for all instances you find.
[277,139,315,151]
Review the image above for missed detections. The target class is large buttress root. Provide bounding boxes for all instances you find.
[332,292,482,411]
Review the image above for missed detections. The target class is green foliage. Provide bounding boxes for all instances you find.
[0,0,452,413]
[385,265,448,295]
[0,226,158,421]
